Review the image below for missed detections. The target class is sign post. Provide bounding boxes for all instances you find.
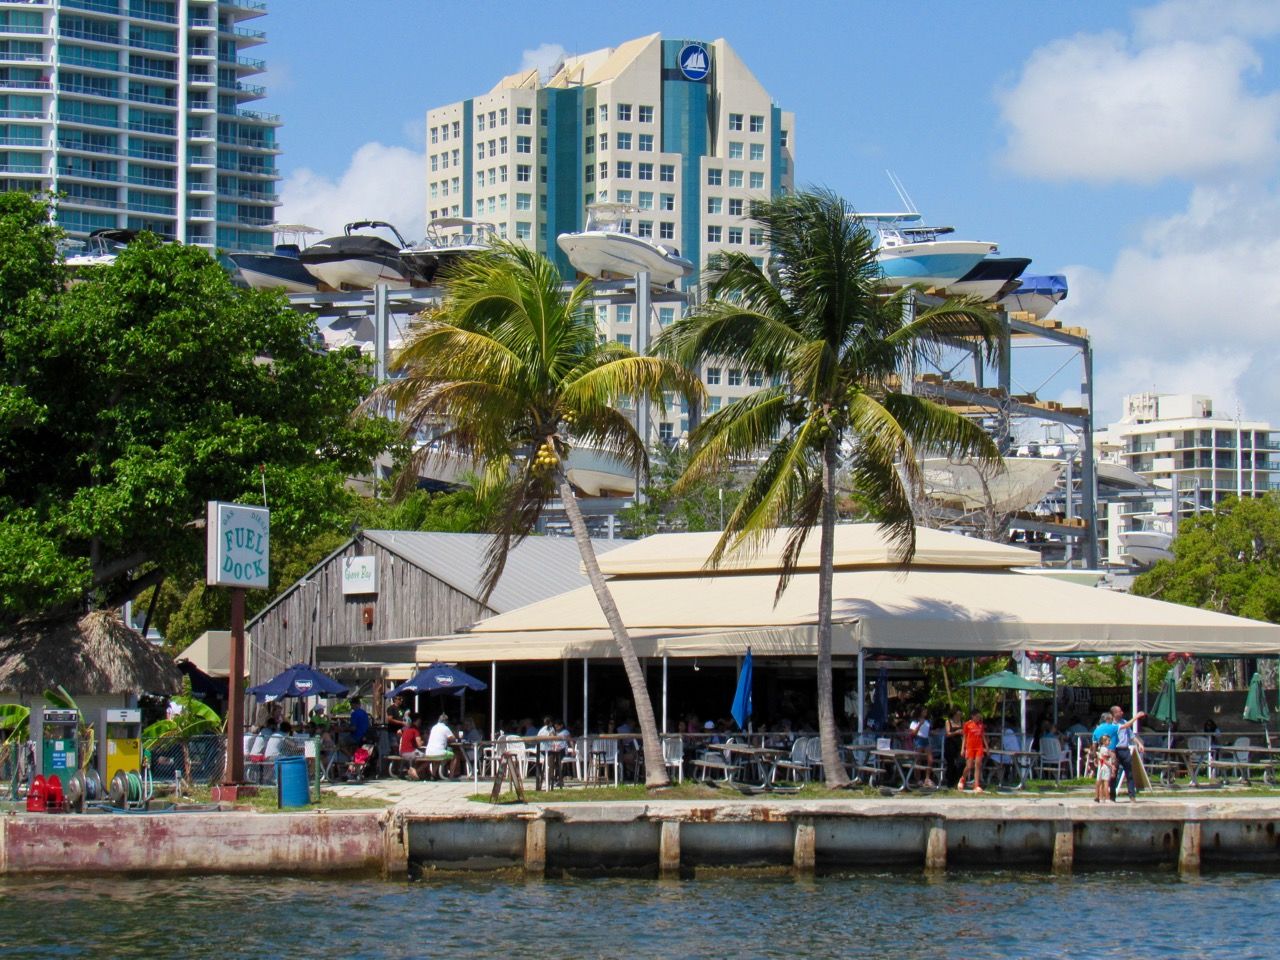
[206,501,270,787]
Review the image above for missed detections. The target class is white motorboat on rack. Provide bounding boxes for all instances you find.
[400,217,497,286]
[998,274,1068,320]
[1118,517,1174,569]
[61,228,138,270]
[229,224,322,293]
[299,221,423,290]
[862,212,999,291]
[557,203,693,286]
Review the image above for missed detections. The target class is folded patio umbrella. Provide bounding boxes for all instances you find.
[1149,673,1178,748]
[731,649,753,731]
[868,667,889,731]
[1243,671,1271,747]
[247,663,349,702]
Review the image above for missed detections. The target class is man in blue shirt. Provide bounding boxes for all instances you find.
[344,697,371,754]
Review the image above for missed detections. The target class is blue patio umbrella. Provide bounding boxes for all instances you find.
[389,662,488,698]
[731,649,753,730]
[247,663,349,702]
[868,668,889,731]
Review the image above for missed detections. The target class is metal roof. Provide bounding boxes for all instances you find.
[360,530,627,613]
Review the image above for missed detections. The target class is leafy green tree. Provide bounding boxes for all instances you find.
[371,241,701,788]
[1133,494,1280,624]
[0,192,391,622]
[619,444,742,537]
[657,190,1003,787]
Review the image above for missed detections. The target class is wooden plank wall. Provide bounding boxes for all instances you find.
[247,539,495,689]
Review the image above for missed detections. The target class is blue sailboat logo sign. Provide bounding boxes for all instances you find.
[679,43,710,81]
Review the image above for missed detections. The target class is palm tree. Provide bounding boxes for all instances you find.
[371,241,703,788]
[657,189,1004,787]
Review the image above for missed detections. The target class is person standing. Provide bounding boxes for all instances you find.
[958,710,986,793]
[1094,734,1115,803]
[1107,706,1146,802]
[944,709,965,786]
[908,707,935,788]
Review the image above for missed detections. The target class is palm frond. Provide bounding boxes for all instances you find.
[677,386,790,491]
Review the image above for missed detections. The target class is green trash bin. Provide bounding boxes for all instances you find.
[275,755,310,807]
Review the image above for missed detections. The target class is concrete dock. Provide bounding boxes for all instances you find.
[3,785,1279,877]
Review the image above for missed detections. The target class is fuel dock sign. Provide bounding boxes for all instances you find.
[206,501,270,589]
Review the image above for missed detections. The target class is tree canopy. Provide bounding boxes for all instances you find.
[1132,494,1280,624]
[0,192,392,623]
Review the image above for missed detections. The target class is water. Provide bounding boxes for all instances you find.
[0,872,1275,959]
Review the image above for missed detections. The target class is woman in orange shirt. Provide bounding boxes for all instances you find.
[958,709,986,793]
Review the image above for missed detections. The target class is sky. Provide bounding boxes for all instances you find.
[260,0,1280,427]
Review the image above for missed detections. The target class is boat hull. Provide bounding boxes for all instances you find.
[557,231,693,286]
[230,252,319,293]
[946,257,1032,301]
[300,234,418,290]
[877,240,998,289]
[999,275,1068,319]
[1118,530,1174,568]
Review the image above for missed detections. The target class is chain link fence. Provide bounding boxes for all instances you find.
[147,734,324,793]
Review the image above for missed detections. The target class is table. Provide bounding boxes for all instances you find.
[1136,746,1188,785]
[871,748,921,791]
[1215,743,1280,784]
[710,744,788,789]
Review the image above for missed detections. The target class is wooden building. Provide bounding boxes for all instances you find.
[246,530,624,691]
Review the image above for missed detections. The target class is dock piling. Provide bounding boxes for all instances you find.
[525,818,547,876]
[792,818,816,873]
[1052,820,1074,875]
[924,819,947,873]
[659,820,681,876]
[1178,822,1202,876]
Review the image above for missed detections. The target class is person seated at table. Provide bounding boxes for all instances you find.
[462,716,483,744]
[958,710,986,793]
[908,707,936,788]
[423,714,465,780]
[397,711,429,780]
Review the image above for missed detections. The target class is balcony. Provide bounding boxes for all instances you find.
[126,36,177,55]
[0,23,50,37]
[218,134,278,152]
[126,120,175,136]
[126,90,176,107]
[61,193,125,210]
[1,77,51,91]
[62,0,121,15]
[187,45,214,59]
[60,26,120,44]
[1,52,51,66]
[0,136,46,148]
[222,0,267,15]
[127,148,174,162]
[128,64,177,81]
[1,108,47,120]
[187,17,213,30]
[128,9,177,25]
[0,162,46,175]
[58,166,123,183]
[57,138,123,156]
[237,109,280,125]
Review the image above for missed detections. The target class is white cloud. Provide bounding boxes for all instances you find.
[521,42,568,77]
[1057,183,1280,421]
[1135,0,1280,43]
[278,142,426,241]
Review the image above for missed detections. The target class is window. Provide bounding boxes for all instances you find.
[637,221,653,238]
[598,162,608,179]
[706,368,721,385]
[706,197,722,214]
[489,110,497,126]
[728,369,742,386]
[659,307,675,325]
[616,189,632,204]
[616,305,632,324]
[452,121,460,138]
[659,221,674,240]
[598,133,608,151]
[596,304,608,324]
[430,126,438,144]
[728,170,743,188]
[660,193,675,211]
[659,422,674,442]
[516,135,531,153]
[660,164,675,182]
[477,143,486,160]
[749,227,764,245]
[540,165,547,184]
[708,396,722,413]
[585,107,594,125]
[585,164,595,183]
[748,370,763,387]
[440,125,449,142]
[616,160,632,179]
[477,114,486,131]
[707,225,722,242]
[499,166,507,183]
[617,103,632,121]
[638,104,653,123]
[728,113,743,131]
[516,106,532,125]
[499,108,507,125]
[749,171,764,189]
[728,198,743,216]
[728,141,743,159]
[616,132,631,150]
[452,149,460,166]
[638,191,654,210]
[515,221,531,239]
[516,192,531,210]
[500,136,508,154]
[430,155,439,171]
[598,104,608,122]
[540,137,547,155]
[728,227,743,244]
[616,333,631,348]
[638,162,653,180]
[750,114,765,132]
[750,143,765,162]
[585,135,595,154]
[476,171,485,187]
[707,168,722,186]
[516,164,531,182]
[638,133,653,152]
[540,108,547,126]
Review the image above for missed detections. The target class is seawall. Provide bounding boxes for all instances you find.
[3,798,1279,878]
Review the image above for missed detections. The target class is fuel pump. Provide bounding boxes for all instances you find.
[33,708,79,778]
[98,708,142,785]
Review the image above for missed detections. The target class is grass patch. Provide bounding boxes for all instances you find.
[181,785,390,812]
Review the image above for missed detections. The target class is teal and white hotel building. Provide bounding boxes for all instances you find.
[425,34,795,441]
[0,0,279,251]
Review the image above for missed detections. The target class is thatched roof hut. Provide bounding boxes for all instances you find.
[0,611,181,696]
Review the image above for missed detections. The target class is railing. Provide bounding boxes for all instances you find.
[57,138,121,155]
[223,0,267,12]
[0,52,50,64]
[62,193,125,209]
[0,24,50,36]
[0,163,46,174]
[59,26,120,43]
[1,78,51,90]
[187,17,212,29]
[126,120,175,135]
[0,136,45,148]
[235,55,265,70]
[1,109,46,120]
[127,174,175,188]
[126,36,177,54]
[127,63,177,80]
[127,8,177,25]
[127,148,174,162]
[59,167,121,182]
[59,53,122,70]
[188,96,211,109]
[233,27,265,41]
[58,80,118,98]
[126,90,176,107]
[238,109,280,123]
[62,0,121,14]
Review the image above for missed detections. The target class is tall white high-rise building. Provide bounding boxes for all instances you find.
[425,33,795,441]
[0,0,279,251]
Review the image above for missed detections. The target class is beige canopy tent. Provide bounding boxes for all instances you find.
[174,630,241,679]
[378,525,1280,735]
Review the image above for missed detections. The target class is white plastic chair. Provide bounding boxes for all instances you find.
[1186,735,1212,782]
[1039,736,1069,781]
[662,735,684,784]
[1230,736,1252,781]
[503,738,537,782]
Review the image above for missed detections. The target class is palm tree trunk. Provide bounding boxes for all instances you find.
[558,475,670,788]
[818,431,851,787]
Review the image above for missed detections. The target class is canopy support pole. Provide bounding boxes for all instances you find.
[489,660,497,741]
[1052,656,1059,728]
[562,659,568,726]
[856,648,865,734]
[662,654,669,734]
[582,656,589,739]
[1132,651,1140,728]
[968,658,975,712]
